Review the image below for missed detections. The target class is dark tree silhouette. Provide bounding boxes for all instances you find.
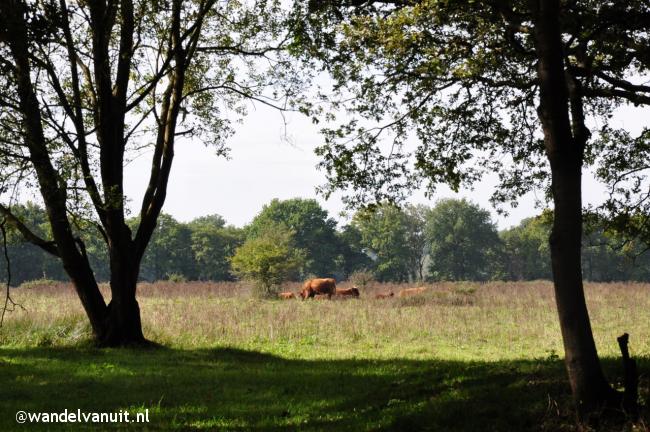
[0,0,299,346]
[294,0,649,419]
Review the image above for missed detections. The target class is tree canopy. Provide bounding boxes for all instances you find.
[5,200,650,286]
[295,1,649,211]
[425,199,501,281]
[352,203,427,282]
[0,0,302,345]
[189,217,244,282]
[293,0,649,417]
[500,214,552,281]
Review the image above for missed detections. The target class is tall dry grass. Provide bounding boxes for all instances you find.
[1,280,649,361]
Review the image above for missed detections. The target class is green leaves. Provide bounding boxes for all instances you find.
[425,198,501,281]
[189,217,244,281]
[230,222,306,296]
[593,127,650,243]
[352,203,427,282]
[295,0,650,219]
[500,215,552,281]
[246,198,340,278]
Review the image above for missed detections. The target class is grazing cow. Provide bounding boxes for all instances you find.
[335,287,360,298]
[398,287,426,298]
[375,291,394,299]
[278,292,295,300]
[299,278,336,299]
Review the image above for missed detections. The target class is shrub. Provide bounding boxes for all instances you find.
[230,223,306,298]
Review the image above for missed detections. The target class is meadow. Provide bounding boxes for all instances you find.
[1,280,649,431]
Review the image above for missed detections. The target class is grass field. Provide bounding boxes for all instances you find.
[1,280,649,431]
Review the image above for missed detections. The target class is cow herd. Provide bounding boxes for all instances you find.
[278,278,427,301]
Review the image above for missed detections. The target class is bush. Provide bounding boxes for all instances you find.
[230,223,306,298]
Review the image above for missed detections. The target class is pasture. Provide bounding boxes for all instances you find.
[1,281,649,431]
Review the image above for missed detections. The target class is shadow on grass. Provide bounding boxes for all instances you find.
[0,346,647,431]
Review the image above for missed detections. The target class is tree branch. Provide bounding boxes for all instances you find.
[585,87,650,106]
[594,71,650,94]
[0,204,60,257]
[0,218,26,327]
[57,0,106,222]
[114,0,134,104]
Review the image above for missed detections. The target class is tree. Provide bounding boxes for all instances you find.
[0,0,299,345]
[188,216,244,281]
[352,203,425,282]
[296,0,649,417]
[230,223,306,297]
[581,215,650,282]
[137,214,194,281]
[189,214,227,229]
[335,224,372,280]
[404,204,429,281]
[500,215,552,281]
[425,199,501,281]
[247,198,340,278]
[500,212,650,282]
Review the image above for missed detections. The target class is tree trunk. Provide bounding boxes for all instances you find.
[100,272,145,347]
[534,0,618,419]
[100,228,146,347]
[62,258,109,339]
[546,159,616,415]
[102,292,145,347]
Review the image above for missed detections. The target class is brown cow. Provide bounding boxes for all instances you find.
[375,291,394,299]
[299,278,336,299]
[278,292,295,300]
[398,287,426,297]
[335,287,360,298]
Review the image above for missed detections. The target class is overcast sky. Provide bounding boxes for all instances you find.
[123,102,649,230]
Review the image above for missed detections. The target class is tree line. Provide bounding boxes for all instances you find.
[4,198,650,287]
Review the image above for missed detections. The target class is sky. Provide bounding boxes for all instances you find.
[123,102,649,231]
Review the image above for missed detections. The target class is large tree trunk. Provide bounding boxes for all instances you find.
[100,225,146,347]
[63,257,110,339]
[84,0,147,347]
[534,0,618,419]
[546,158,616,416]
[102,275,145,348]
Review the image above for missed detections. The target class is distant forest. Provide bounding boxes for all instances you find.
[2,197,650,286]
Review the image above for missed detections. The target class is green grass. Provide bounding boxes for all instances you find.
[1,281,649,431]
[0,346,574,431]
